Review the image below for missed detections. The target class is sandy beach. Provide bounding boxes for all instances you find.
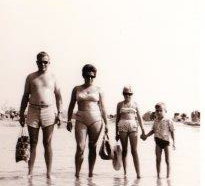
[0,120,199,186]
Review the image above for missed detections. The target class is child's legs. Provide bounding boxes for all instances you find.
[164,146,170,178]
[119,132,128,175]
[155,145,162,178]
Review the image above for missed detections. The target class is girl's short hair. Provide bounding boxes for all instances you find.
[82,64,97,78]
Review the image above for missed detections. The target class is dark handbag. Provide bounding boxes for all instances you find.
[99,133,114,160]
[15,127,30,163]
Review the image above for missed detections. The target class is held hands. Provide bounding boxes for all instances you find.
[140,133,147,141]
[19,115,25,127]
[67,121,73,132]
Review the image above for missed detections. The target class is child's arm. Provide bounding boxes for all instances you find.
[141,129,154,140]
[170,131,175,150]
[146,130,154,138]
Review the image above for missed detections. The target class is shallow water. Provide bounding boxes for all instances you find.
[0,120,200,186]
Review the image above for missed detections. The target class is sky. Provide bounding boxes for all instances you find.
[0,0,201,116]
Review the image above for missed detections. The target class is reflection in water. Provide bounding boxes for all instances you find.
[74,177,83,186]
[130,178,140,186]
[156,178,162,186]
[167,179,172,186]
[87,177,98,186]
[155,178,172,186]
[113,176,129,186]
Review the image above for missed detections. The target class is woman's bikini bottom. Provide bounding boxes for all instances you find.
[76,110,102,127]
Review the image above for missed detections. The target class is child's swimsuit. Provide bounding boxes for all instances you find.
[152,118,174,148]
[118,102,138,133]
[75,88,102,127]
[154,137,170,149]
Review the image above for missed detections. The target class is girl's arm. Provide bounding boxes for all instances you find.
[136,106,145,134]
[115,102,121,141]
[67,87,77,132]
[99,88,108,133]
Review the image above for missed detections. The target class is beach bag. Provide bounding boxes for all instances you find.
[99,133,114,160]
[112,141,122,171]
[15,127,30,163]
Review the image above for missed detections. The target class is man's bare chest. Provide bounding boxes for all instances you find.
[31,76,54,89]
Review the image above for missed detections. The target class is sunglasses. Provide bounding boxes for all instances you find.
[37,61,49,65]
[85,75,95,79]
[123,92,133,96]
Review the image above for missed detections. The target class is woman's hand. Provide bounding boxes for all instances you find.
[67,121,73,132]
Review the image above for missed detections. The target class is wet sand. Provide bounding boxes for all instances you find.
[0,120,200,186]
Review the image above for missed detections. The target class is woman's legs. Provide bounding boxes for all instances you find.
[155,145,162,178]
[87,121,103,177]
[119,132,128,175]
[129,132,141,178]
[164,146,170,178]
[75,121,88,178]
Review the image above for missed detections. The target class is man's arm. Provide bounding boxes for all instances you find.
[19,76,30,126]
[54,79,63,114]
[54,78,63,125]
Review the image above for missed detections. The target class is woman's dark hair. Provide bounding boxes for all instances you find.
[36,51,49,61]
[82,64,97,78]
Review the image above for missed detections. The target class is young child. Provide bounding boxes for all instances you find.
[142,102,175,178]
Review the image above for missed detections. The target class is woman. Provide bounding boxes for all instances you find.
[67,64,108,178]
[115,86,145,178]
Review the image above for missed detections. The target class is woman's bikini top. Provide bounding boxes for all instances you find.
[76,87,100,102]
[120,102,137,114]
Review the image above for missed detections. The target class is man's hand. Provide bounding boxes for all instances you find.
[19,115,25,127]
[55,114,63,128]
[67,121,73,132]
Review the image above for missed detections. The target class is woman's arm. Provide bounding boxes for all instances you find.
[98,88,108,133]
[67,87,77,132]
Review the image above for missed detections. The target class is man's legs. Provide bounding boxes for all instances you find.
[28,126,40,176]
[42,124,54,179]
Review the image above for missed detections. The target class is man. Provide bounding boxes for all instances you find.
[19,51,63,179]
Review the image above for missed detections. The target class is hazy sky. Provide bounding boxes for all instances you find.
[0,0,200,116]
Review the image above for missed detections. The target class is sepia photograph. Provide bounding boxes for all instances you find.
[0,0,202,185]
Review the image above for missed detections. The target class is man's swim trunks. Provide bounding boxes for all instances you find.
[26,104,56,128]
